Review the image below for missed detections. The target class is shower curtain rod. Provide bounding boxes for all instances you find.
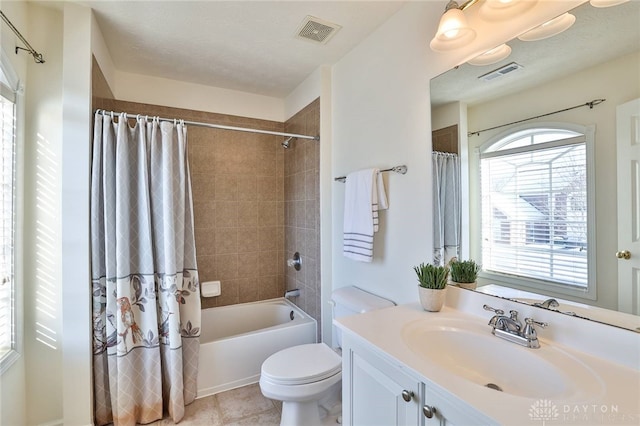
[95,109,320,141]
[467,98,606,137]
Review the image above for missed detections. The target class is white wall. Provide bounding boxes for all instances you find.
[23,4,64,424]
[328,0,585,308]
[331,2,439,305]
[467,51,640,310]
[114,70,286,122]
[61,3,94,424]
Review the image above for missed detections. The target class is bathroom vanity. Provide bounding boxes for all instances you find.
[335,286,640,425]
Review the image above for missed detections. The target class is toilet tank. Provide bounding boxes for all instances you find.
[331,286,395,348]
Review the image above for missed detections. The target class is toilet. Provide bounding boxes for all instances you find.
[260,286,395,426]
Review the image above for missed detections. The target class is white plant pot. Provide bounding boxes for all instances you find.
[418,286,447,312]
[452,280,477,290]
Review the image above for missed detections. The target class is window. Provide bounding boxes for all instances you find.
[0,65,17,369]
[479,125,595,298]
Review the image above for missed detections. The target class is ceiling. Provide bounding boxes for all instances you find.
[81,1,406,98]
[431,0,640,108]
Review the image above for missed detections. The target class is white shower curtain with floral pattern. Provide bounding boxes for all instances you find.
[433,151,460,266]
[91,112,201,425]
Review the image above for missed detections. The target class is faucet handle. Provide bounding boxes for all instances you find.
[524,318,548,328]
[483,304,504,315]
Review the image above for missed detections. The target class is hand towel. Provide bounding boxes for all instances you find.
[372,170,388,233]
[343,168,388,262]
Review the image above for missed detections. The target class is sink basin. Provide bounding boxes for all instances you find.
[401,317,603,400]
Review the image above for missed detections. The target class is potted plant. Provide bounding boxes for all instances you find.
[449,259,480,290]
[413,262,449,312]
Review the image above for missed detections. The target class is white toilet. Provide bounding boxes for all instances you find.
[260,286,395,426]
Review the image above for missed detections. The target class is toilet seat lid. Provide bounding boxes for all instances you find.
[261,343,341,385]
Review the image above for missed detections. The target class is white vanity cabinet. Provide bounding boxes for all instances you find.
[342,333,491,426]
[421,382,492,426]
[342,334,422,426]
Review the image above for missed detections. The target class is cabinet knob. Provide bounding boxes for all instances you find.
[401,390,414,402]
[423,405,437,419]
[616,250,631,260]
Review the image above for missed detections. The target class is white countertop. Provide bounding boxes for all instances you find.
[335,286,640,425]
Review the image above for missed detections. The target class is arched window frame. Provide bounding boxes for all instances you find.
[474,122,597,301]
[0,46,22,374]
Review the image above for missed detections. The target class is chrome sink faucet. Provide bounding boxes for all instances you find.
[533,298,560,309]
[483,305,548,349]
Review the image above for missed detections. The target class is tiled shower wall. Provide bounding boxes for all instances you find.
[283,99,321,334]
[93,97,286,309]
[92,60,320,324]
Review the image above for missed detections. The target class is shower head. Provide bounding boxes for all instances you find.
[282,137,295,149]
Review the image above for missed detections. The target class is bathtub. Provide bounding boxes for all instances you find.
[196,298,317,398]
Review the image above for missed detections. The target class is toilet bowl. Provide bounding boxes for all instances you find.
[260,343,341,426]
[260,286,395,426]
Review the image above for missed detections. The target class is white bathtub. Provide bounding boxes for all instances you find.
[197,298,317,398]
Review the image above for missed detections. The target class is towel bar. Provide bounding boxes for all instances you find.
[334,165,407,183]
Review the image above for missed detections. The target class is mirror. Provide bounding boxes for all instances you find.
[430,1,640,331]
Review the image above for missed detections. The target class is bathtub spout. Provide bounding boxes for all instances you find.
[284,289,301,299]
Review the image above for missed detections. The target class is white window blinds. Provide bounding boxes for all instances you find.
[0,82,16,359]
[480,129,588,288]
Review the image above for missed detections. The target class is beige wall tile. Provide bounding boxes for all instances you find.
[258,201,278,227]
[237,227,259,253]
[237,201,258,227]
[193,201,216,230]
[238,278,260,303]
[195,228,216,257]
[258,251,278,276]
[257,176,277,201]
[214,228,238,254]
[214,175,238,201]
[215,254,239,280]
[237,251,260,278]
[215,201,238,228]
[259,275,281,300]
[216,279,239,306]
[258,227,278,252]
[237,175,257,201]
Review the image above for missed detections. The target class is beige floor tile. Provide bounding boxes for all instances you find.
[182,396,223,425]
[138,384,285,425]
[216,383,278,423]
[223,408,282,426]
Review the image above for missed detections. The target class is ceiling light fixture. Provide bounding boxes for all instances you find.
[429,0,478,52]
[467,43,512,66]
[590,0,629,7]
[479,0,537,21]
[517,12,576,42]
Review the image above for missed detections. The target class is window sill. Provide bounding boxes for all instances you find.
[478,270,596,302]
[0,349,20,375]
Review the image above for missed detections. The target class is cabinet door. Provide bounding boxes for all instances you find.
[422,383,492,426]
[347,345,421,426]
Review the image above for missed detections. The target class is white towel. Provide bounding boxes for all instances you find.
[343,168,388,262]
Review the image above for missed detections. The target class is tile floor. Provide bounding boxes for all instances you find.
[151,384,282,425]
[149,383,341,425]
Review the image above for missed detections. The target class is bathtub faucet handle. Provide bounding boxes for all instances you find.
[287,252,302,271]
[284,289,301,299]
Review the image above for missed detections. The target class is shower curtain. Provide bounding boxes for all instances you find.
[433,151,460,266]
[91,113,201,425]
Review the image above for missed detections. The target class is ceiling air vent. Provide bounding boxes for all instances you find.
[478,62,524,82]
[296,16,341,44]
